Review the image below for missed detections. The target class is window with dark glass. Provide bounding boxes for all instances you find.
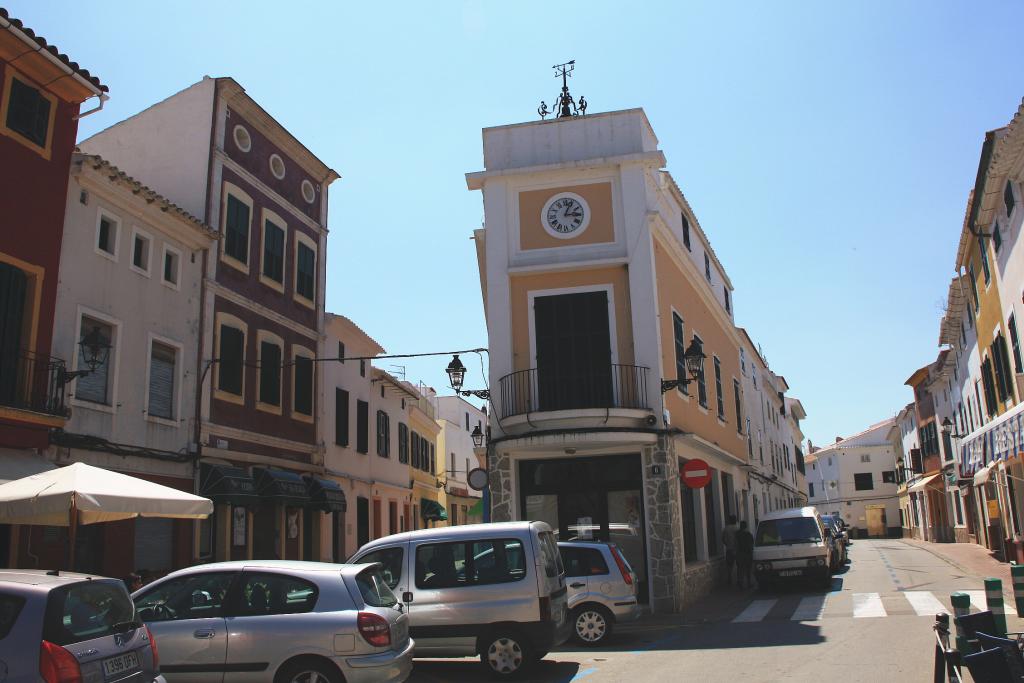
[993,333,1014,402]
[672,312,688,395]
[724,286,731,313]
[338,341,345,363]
[296,241,315,301]
[376,410,390,457]
[335,389,349,446]
[224,195,250,265]
[694,335,707,407]
[259,341,281,406]
[415,539,526,589]
[994,222,1003,253]
[262,220,285,283]
[356,400,369,454]
[294,355,313,416]
[235,572,318,616]
[733,380,742,433]
[854,473,873,491]
[97,216,116,255]
[148,342,176,419]
[74,317,113,405]
[5,76,50,147]
[969,265,980,312]
[714,357,725,419]
[704,252,712,281]
[681,214,691,250]
[398,422,409,463]
[1006,180,1016,217]
[218,325,244,395]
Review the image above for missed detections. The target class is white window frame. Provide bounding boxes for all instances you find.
[293,231,318,309]
[259,208,287,294]
[70,306,121,414]
[220,182,253,275]
[255,330,284,415]
[213,312,247,406]
[291,343,315,423]
[161,243,182,291]
[144,333,183,427]
[269,153,286,180]
[233,124,252,152]
[94,208,121,262]
[129,226,153,278]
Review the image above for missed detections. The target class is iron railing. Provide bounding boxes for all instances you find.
[497,364,649,420]
[0,349,69,417]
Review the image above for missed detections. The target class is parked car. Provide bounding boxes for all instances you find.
[0,569,163,683]
[132,560,412,683]
[350,521,570,678]
[753,507,833,589]
[557,541,640,645]
[821,514,849,567]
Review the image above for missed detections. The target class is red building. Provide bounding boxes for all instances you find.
[0,11,106,461]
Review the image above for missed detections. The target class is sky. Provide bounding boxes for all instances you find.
[15,1,1024,446]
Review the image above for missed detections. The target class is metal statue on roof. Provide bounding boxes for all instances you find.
[538,60,588,120]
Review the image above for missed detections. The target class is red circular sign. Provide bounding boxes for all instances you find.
[681,458,712,489]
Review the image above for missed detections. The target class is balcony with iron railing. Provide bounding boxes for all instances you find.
[0,350,69,420]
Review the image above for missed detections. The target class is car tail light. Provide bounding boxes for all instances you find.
[357,612,391,648]
[146,624,159,669]
[539,595,552,622]
[609,545,633,586]
[39,641,82,683]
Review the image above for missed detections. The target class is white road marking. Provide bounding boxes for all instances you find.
[791,595,828,621]
[732,599,777,623]
[852,592,886,618]
[904,591,949,616]
[964,590,1017,616]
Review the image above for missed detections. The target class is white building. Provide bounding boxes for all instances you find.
[433,395,486,524]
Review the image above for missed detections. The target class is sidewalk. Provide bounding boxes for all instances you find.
[899,537,1014,588]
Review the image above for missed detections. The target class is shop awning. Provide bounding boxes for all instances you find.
[908,472,942,493]
[305,476,346,512]
[959,399,1024,477]
[421,497,448,521]
[0,448,55,485]
[199,463,259,506]
[974,463,994,486]
[255,467,310,507]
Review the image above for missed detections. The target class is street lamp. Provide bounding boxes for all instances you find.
[941,416,966,440]
[470,424,485,448]
[445,354,490,400]
[660,338,706,393]
[62,326,112,383]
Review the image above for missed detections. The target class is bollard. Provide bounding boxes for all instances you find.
[951,592,971,654]
[1012,564,1024,615]
[985,577,1008,637]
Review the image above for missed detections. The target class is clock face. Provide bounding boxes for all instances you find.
[542,193,590,238]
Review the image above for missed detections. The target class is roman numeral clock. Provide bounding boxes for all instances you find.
[542,192,591,239]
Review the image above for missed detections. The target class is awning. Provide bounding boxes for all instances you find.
[254,467,310,507]
[959,399,1024,477]
[305,476,346,512]
[0,448,55,485]
[199,463,259,507]
[908,472,942,493]
[974,463,994,486]
[421,497,448,521]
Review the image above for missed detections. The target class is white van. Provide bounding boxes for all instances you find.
[753,506,834,589]
[350,521,570,678]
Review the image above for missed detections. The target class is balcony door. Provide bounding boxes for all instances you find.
[0,263,27,407]
[534,290,612,411]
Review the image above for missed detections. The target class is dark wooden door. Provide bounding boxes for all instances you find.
[0,263,26,407]
[356,497,370,548]
[534,291,612,411]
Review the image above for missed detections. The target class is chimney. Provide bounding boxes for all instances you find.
[835,436,842,443]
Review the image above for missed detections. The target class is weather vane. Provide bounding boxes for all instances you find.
[538,60,587,120]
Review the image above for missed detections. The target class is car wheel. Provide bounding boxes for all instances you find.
[480,630,534,678]
[572,604,614,645]
[274,658,343,683]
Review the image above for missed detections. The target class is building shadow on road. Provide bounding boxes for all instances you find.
[411,658,581,683]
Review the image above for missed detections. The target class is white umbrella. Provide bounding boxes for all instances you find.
[0,462,213,569]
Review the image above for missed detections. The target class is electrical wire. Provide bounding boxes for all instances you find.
[221,346,488,369]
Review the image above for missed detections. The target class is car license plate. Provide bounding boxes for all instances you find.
[102,651,139,677]
[778,570,801,577]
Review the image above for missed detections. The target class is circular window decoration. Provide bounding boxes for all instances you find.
[301,180,316,204]
[269,154,286,180]
[232,125,252,152]
[540,192,591,239]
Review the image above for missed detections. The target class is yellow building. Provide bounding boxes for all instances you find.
[406,383,446,528]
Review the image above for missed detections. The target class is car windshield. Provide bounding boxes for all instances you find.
[756,517,822,546]
[43,580,138,646]
[355,568,398,608]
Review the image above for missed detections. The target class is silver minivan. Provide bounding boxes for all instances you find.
[350,521,571,678]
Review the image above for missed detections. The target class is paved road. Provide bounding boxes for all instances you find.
[407,539,1014,682]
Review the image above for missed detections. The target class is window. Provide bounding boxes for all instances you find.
[994,333,1015,402]
[356,400,369,454]
[961,322,967,347]
[224,193,251,267]
[258,339,282,408]
[809,482,815,498]
[131,229,151,275]
[334,389,349,446]
[358,547,404,590]
[235,572,318,616]
[882,470,896,484]
[43,581,134,647]
[147,341,177,420]
[295,237,316,303]
[1006,180,1016,217]
[465,413,470,431]
[95,211,120,260]
[232,125,252,152]
[133,572,235,623]
[398,422,409,463]
[560,547,609,577]
[982,357,998,416]
[714,357,724,419]
[4,73,52,150]
[953,489,965,526]
[734,380,743,433]
[854,473,874,491]
[704,252,712,281]
[75,317,113,405]
[261,217,285,286]
[269,154,286,180]
[217,323,244,397]
[338,342,345,363]
[293,352,314,417]
[672,312,688,395]
[411,431,421,468]
[724,286,731,314]
[1010,314,1024,374]
[969,265,980,313]
[860,454,871,463]
[301,179,316,204]
[694,335,707,407]
[994,222,1003,253]
[376,410,391,457]
[681,214,691,250]
[414,539,526,589]
[430,442,436,474]
[980,238,991,286]
[162,245,180,288]
[359,359,366,377]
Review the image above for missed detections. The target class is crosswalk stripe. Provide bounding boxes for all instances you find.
[964,590,1017,616]
[852,592,886,618]
[732,599,777,623]
[791,595,828,621]
[904,591,949,616]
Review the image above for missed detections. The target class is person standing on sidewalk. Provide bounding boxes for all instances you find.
[722,514,739,586]
[736,521,754,589]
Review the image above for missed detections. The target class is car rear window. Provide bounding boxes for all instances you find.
[44,580,137,646]
[0,593,25,639]
[756,517,822,546]
[560,547,609,577]
[538,531,563,578]
[355,568,398,608]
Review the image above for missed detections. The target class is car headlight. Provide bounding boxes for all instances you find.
[817,558,826,566]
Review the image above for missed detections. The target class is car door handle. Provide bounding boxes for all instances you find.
[402,592,413,603]
[570,582,585,589]
[193,629,216,639]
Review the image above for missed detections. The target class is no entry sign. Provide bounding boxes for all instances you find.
[681,458,712,489]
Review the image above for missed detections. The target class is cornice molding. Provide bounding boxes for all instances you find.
[206,279,318,340]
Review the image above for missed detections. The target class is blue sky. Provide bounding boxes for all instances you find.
[16,1,1024,446]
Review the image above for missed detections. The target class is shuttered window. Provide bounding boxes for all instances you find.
[694,335,707,408]
[982,357,998,417]
[6,76,50,147]
[993,334,1014,403]
[376,410,390,457]
[294,355,313,416]
[1006,180,1016,217]
[262,220,285,283]
[429,443,436,474]
[398,423,409,463]
[672,312,688,395]
[335,389,349,446]
[148,342,176,419]
[296,242,315,301]
[980,238,991,285]
[681,214,691,250]
[733,380,742,433]
[714,357,725,419]
[76,318,113,405]
[259,341,281,406]
[1010,314,1023,374]
[411,431,421,469]
[218,325,244,396]
[356,400,369,454]
[224,195,250,264]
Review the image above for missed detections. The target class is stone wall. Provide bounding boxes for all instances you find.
[488,445,513,522]
[681,558,724,607]
[643,434,687,613]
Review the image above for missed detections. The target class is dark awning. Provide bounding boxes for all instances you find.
[421,497,448,521]
[254,467,310,507]
[199,463,259,507]
[305,476,347,512]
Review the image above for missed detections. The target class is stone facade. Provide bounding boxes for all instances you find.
[682,558,725,607]
[643,434,687,612]
[488,445,513,523]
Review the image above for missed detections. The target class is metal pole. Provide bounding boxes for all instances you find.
[1012,563,1024,615]
[985,577,1008,637]
[66,497,78,572]
[951,592,970,654]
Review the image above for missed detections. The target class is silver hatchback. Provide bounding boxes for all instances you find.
[0,569,162,683]
[558,541,640,646]
[132,560,413,683]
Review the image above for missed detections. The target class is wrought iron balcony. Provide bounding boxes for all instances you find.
[497,364,650,420]
[0,350,69,418]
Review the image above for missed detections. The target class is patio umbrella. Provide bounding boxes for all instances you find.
[0,462,213,569]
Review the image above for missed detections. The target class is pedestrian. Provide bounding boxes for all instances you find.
[736,521,754,589]
[722,514,739,586]
[124,573,142,593]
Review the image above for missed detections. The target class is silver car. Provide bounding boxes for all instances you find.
[558,541,640,645]
[132,560,413,683]
[0,569,162,682]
